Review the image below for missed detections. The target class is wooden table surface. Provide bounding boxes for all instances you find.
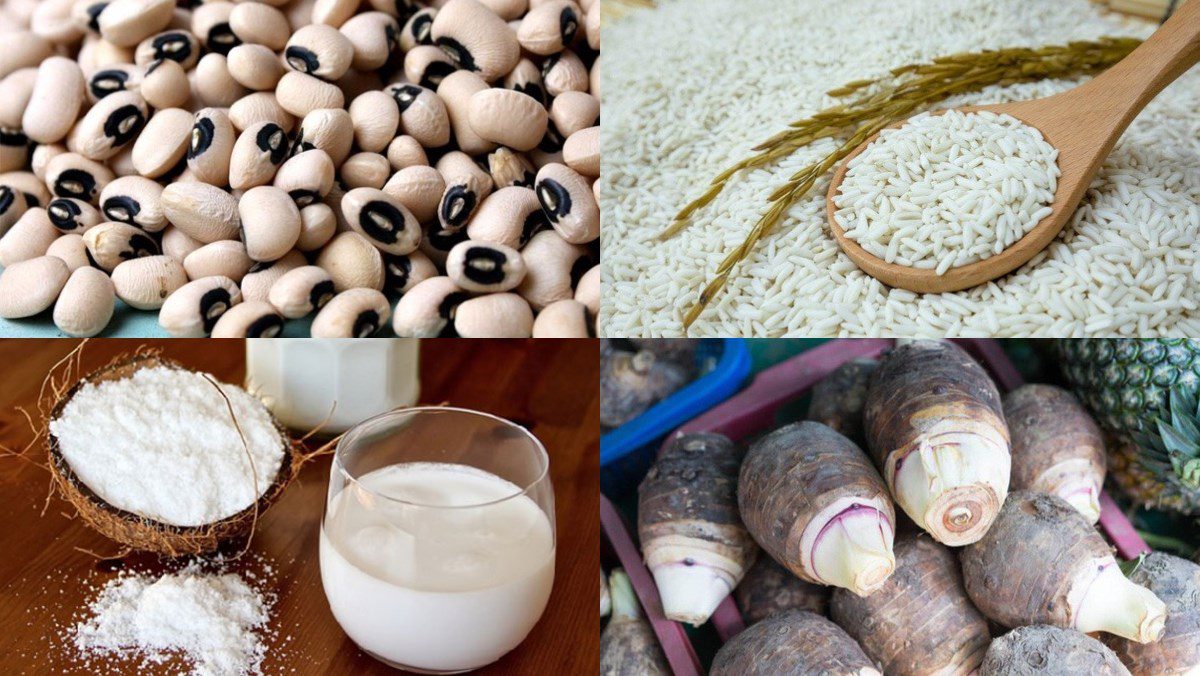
[0,338,600,675]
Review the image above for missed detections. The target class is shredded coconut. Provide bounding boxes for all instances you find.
[71,562,270,676]
[49,366,286,526]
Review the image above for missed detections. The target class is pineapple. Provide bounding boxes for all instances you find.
[1056,339,1200,515]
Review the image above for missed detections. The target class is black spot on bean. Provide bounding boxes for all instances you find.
[85,247,101,269]
[435,37,476,73]
[103,105,145,146]
[285,46,320,75]
[541,55,560,81]
[395,0,419,22]
[409,13,433,45]
[512,81,545,105]
[103,195,141,223]
[0,187,13,214]
[462,246,509,286]
[85,2,107,31]
[536,179,572,222]
[426,226,468,252]
[153,32,193,63]
[207,24,240,55]
[521,209,549,246]
[418,61,456,89]
[247,261,271,274]
[55,170,97,200]
[47,199,82,231]
[385,22,399,54]
[439,186,476,229]
[246,313,284,337]
[353,310,380,337]
[23,192,39,208]
[309,279,335,310]
[437,291,469,335]
[382,254,412,294]
[189,117,215,159]
[256,124,288,165]
[145,59,164,75]
[560,7,579,46]
[359,200,408,244]
[390,85,422,112]
[198,287,232,333]
[125,233,160,260]
[288,189,318,207]
[539,121,564,153]
[89,69,128,99]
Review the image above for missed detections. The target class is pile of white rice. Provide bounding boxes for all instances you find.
[601,0,1200,337]
[835,110,1059,275]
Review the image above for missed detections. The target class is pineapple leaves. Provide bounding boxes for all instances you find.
[1146,385,1200,491]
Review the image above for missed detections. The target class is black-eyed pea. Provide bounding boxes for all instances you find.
[381,249,437,295]
[97,0,174,47]
[311,0,358,29]
[399,7,435,51]
[342,187,422,255]
[446,239,525,292]
[386,84,450,149]
[421,223,469,269]
[467,185,546,249]
[338,152,389,189]
[191,1,240,56]
[338,12,399,71]
[585,0,598,50]
[194,53,248,107]
[227,44,285,91]
[549,90,598,138]
[589,55,599,97]
[0,186,28,237]
[188,108,235,186]
[211,299,284,337]
[160,181,241,243]
[3,170,53,208]
[347,90,398,153]
[161,225,203,261]
[71,0,110,33]
[0,255,70,318]
[46,232,91,271]
[296,202,336,251]
[574,262,597,316]
[1,33,54,81]
[139,58,190,109]
[32,0,84,46]
[391,276,467,337]
[228,2,289,51]
[82,221,158,270]
[365,0,420,20]
[541,49,587,96]
[431,0,519,81]
[403,45,457,90]
[0,207,58,265]
[47,197,102,233]
[0,135,29,174]
[45,152,115,202]
[436,150,493,231]
[562,125,598,177]
[504,58,545,105]
[85,63,140,103]
[273,149,336,207]
[239,185,301,261]
[24,57,86,144]
[311,287,389,337]
[158,274,242,336]
[183,239,253,282]
[135,30,200,70]
[78,36,138,74]
[323,182,350,230]
[479,0,527,21]
[110,254,187,309]
[228,92,295,133]
[315,231,385,291]
[275,71,345,118]
[382,165,444,224]
[268,264,334,318]
[454,292,532,337]
[131,107,191,178]
[107,143,140,178]
[284,23,353,81]
[532,298,589,337]
[384,136,427,172]
[291,109,353,163]
[229,121,289,190]
[437,70,497,155]
[71,90,148,161]
[0,69,37,134]
[240,248,305,300]
[467,88,547,152]
[53,266,115,336]
[486,147,536,189]
[516,228,589,310]
[536,162,597,243]
[516,0,579,56]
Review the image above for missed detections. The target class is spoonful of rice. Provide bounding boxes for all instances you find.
[825,2,1200,294]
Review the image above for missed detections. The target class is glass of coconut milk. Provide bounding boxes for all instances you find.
[319,407,556,673]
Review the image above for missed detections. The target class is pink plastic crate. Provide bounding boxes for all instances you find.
[599,339,1151,674]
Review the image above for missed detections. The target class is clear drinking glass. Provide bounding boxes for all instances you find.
[319,407,556,673]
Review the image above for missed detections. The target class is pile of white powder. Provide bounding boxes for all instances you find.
[71,562,271,676]
[835,110,1060,274]
[49,366,286,527]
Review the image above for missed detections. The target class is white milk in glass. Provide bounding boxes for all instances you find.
[245,338,419,434]
[319,462,555,672]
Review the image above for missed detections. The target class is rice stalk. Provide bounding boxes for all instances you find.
[664,38,1143,329]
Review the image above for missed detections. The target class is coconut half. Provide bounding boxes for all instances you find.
[47,355,297,556]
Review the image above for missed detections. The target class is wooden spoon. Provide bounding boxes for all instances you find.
[826,2,1200,294]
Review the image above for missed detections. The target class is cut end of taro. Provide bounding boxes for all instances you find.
[1059,481,1102,524]
[1076,563,1167,643]
[650,561,735,626]
[922,482,1001,547]
[810,506,895,596]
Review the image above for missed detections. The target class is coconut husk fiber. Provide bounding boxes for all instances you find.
[46,353,301,558]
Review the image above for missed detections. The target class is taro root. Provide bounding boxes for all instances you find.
[864,340,1011,546]
[961,491,1166,643]
[600,348,690,428]
[734,554,830,626]
[599,569,670,676]
[1003,384,1106,523]
[1102,553,1200,675]
[638,432,756,626]
[981,625,1131,676]
[831,533,991,675]
[808,358,878,449]
[739,422,896,597]
[711,610,881,676]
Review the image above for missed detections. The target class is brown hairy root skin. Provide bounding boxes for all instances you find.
[600,348,690,428]
[711,610,881,676]
[830,534,991,676]
[808,358,878,449]
[738,421,893,585]
[1003,385,1105,508]
[47,354,297,557]
[1103,553,1200,675]
[734,554,830,626]
[981,625,1130,676]
[599,614,670,676]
